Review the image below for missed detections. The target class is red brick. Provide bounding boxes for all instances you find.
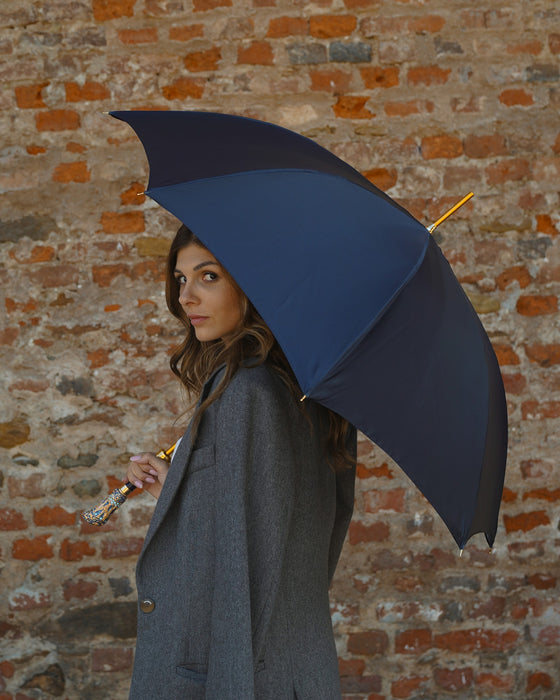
[9,591,51,611]
[118,27,157,44]
[185,47,221,72]
[504,510,551,532]
[502,372,526,395]
[508,40,543,55]
[408,66,451,87]
[496,265,531,290]
[516,295,557,316]
[421,135,463,159]
[550,33,560,54]
[33,506,76,526]
[527,573,557,589]
[395,629,432,654]
[333,96,375,119]
[92,263,130,287]
[28,264,79,288]
[523,400,560,420]
[92,0,136,21]
[527,671,553,692]
[476,671,514,692]
[434,667,474,691]
[536,213,558,235]
[266,17,307,38]
[101,537,144,558]
[309,69,351,93]
[162,78,205,100]
[92,648,134,672]
[363,167,398,191]
[521,459,553,479]
[392,676,429,699]
[434,629,518,652]
[101,211,145,234]
[384,100,434,117]
[27,145,47,155]
[63,579,98,600]
[59,538,96,561]
[237,41,274,65]
[309,15,357,38]
[0,661,15,677]
[347,630,389,655]
[121,181,145,205]
[65,81,110,102]
[12,535,54,561]
[486,158,530,184]
[523,488,560,503]
[364,488,406,513]
[88,348,111,368]
[7,474,44,498]
[464,134,508,158]
[410,15,445,32]
[15,82,49,109]
[35,110,80,132]
[360,67,399,89]
[538,627,560,645]
[356,462,394,479]
[501,487,517,504]
[492,343,520,365]
[0,509,28,531]
[470,596,506,619]
[169,24,204,41]
[193,0,231,9]
[348,520,390,544]
[52,161,90,183]
[338,658,365,676]
[499,88,535,106]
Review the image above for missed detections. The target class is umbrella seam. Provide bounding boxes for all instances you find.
[306,233,431,398]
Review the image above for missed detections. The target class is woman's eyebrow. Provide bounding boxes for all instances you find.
[193,261,220,271]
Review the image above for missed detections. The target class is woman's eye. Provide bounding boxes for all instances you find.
[202,271,218,281]
[176,275,186,285]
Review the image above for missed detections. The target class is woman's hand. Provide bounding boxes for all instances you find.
[126,452,171,500]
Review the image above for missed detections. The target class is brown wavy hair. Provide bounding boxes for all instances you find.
[166,224,353,470]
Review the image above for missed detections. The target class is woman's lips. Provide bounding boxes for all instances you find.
[189,315,208,326]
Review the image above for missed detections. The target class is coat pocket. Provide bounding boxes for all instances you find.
[176,664,207,684]
[188,444,215,474]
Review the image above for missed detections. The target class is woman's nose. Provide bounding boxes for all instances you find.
[179,283,197,305]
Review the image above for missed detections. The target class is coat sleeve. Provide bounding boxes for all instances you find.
[204,369,300,699]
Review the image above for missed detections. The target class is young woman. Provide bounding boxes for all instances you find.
[126,224,356,699]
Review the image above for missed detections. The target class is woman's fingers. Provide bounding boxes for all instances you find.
[126,452,171,498]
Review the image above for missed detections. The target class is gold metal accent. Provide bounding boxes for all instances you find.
[300,395,307,402]
[80,442,177,526]
[459,548,464,557]
[428,192,474,234]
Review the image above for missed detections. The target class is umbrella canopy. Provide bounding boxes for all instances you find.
[110,110,508,550]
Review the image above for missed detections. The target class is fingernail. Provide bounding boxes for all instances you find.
[145,477,155,483]
[149,469,157,475]
[134,480,143,489]
[130,455,142,462]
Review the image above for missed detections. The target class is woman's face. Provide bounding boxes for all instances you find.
[174,243,244,342]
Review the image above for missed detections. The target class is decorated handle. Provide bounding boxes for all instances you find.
[80,444,176,526]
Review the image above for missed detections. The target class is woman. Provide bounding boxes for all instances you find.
[126,224,356,699]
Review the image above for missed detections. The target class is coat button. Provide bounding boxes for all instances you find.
[140,598,155,613]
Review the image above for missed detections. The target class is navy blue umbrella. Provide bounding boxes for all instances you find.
[110,110,507,550]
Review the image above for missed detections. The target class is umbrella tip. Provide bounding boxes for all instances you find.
[300,395,307,402]
[459,548,464,557]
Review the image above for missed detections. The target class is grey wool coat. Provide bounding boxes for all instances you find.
[129,363,356,700]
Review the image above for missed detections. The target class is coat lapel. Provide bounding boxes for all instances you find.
[137,365,225,565]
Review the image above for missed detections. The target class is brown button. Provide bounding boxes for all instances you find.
[140,598,155,613]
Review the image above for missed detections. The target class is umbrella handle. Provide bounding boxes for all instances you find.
[428,192,474,233]
[80,443,177,526]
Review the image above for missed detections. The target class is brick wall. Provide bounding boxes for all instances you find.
[1,0,559,697]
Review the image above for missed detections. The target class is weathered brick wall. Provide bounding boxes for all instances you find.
[1,0,559,697]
